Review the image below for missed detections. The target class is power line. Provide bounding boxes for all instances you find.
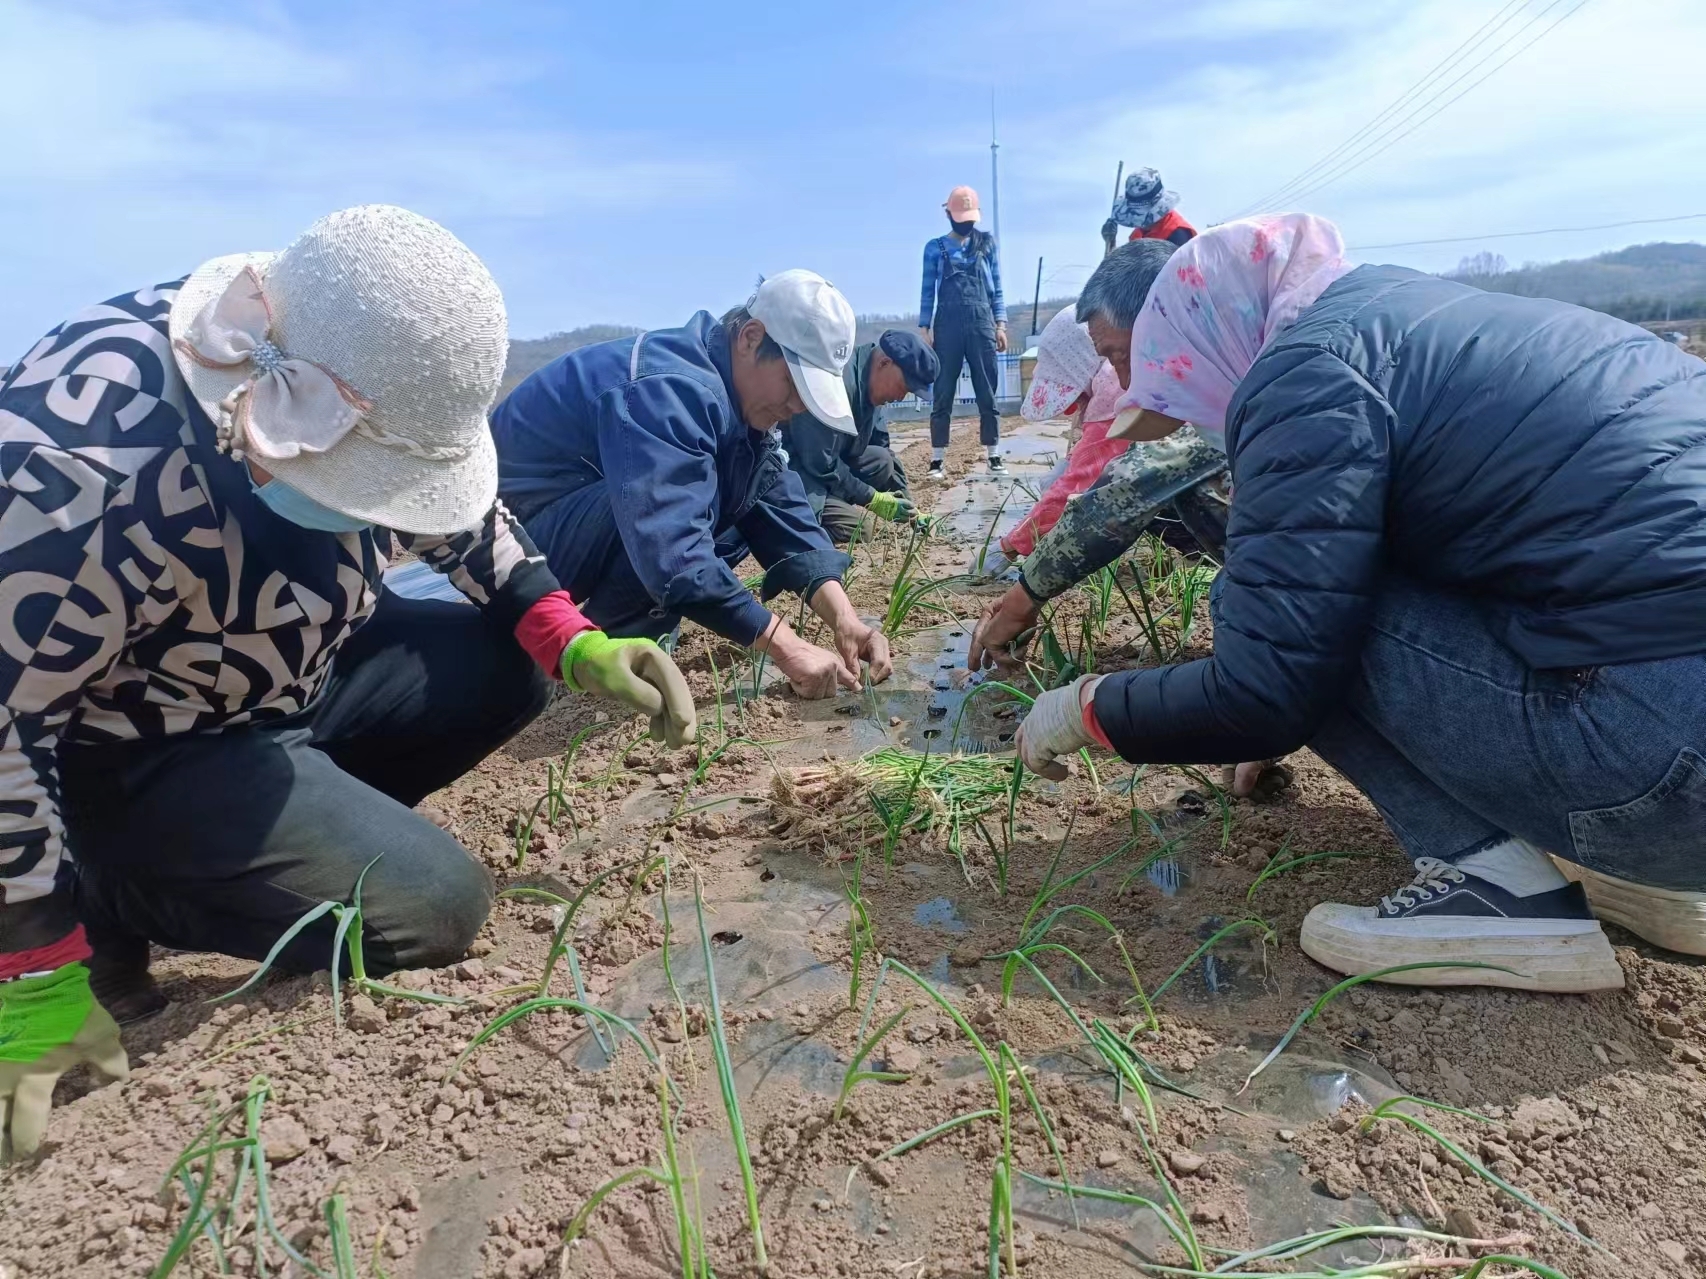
[1264,0,1591,213]
[1229,0,1533,219]
[1229,0,1591,220]
[1350,211,1706,251]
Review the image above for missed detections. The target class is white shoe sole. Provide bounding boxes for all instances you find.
[1551,857,1706,957]
[1299,903,1625,993]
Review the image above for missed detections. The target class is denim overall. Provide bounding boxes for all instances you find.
[929,235,1001,448]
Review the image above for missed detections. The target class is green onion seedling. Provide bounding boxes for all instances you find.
[212,857,462,1024]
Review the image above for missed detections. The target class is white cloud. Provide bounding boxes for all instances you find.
[987,0,1706,306]
[0,0,734,353]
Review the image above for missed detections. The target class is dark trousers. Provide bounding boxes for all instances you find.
[929,316,1001,449]
[522,482,750,640]
[63,590,552,977]
[818,445,906,544]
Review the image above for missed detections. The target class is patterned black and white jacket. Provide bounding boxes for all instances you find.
[0,281,559,952]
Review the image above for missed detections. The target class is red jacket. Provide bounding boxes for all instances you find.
[1130,209,1197,246]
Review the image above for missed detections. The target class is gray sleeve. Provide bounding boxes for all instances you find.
[1020,427,1229,601]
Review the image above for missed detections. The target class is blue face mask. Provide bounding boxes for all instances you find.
[250,474,373,534]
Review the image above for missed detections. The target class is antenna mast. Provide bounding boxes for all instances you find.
[989,91,1001,247]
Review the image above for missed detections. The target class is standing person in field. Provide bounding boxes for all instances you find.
[490,271,892,700]
[920,185,1008,478]
[780,329,937,543]
[1101,166,1197,256]
[0,205,697,1156]
[1015,213,1706,994]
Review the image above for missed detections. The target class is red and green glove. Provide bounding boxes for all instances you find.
[562,632,697,749]
[1,963,127,1158]
[867,491,917,523]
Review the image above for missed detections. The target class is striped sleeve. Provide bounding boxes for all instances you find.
[399,499,561,630]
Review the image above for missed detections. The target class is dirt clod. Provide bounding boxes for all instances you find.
[260,1115,311,1164]
[1168,1150,1206,1177]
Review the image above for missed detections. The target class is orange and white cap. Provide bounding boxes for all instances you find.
[944,185,981,222]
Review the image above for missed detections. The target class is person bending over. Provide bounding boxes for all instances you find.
[0,206,695,1156]
[781,329,936,543]
[491,271,892,699]
[970,242,1230,655]
[1017,214,1706,994]
[977,308,1136,578]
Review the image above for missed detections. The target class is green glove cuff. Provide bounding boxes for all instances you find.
[0,963,96,1065]
[560,629,607,692]
[562,631,666,693]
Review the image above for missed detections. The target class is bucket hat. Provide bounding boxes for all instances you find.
[169,204,507,535]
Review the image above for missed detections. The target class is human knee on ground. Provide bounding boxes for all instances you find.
[356,822,495,973]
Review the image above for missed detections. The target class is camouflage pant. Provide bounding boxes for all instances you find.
[1020,425,1229,601]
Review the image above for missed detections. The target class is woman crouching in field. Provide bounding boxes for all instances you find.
[1014,214,1706,994]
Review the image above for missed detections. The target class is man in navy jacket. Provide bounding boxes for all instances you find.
[492,271,891,697]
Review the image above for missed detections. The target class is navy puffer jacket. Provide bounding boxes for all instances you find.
[1093,264,1706,764]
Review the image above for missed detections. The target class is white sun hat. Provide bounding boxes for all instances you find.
[1022,307,1102,422]
[747,269,857,434]
[168,204,507,535]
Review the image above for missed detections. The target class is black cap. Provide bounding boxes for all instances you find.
[878,329,939,394]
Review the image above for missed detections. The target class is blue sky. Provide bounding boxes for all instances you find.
[5,0,1705,357]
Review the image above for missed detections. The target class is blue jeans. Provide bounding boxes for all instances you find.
[1216,577,1706,890]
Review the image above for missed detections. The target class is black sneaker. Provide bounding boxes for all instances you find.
[927,460,945,478]
[987,455,1006,474]
[1299,857,1623,993]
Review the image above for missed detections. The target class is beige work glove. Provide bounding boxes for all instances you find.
[1015,675,1104,781]
[1,963,128,1159]
[562,632,698,749]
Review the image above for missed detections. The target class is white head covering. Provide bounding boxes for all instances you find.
[169,205,507,535]
[1023,307,1104,421]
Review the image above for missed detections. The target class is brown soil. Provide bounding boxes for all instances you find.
[3,416,1705,1279]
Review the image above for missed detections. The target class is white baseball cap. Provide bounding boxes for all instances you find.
[747,269,857,434]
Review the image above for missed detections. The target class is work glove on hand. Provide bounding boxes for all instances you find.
[563,633,698,748]
[867,491,916,523]
[1015,675,1103,781]
[1101,218,1119,255]
[1,963,127,1160]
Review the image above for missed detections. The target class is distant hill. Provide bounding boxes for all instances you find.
[501,324,643,396]
[1444,241,1706,322]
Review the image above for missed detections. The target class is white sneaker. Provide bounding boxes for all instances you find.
[1551,857,1706,957]
[1299,858,1624,993]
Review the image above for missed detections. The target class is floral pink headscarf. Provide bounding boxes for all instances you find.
[1119,214,1353,448]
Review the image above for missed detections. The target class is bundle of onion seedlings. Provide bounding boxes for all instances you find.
[770,746,1020,873]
